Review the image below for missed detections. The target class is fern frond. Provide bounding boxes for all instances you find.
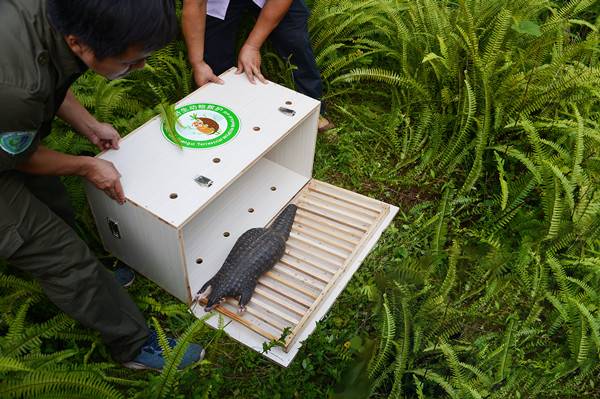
[0,357,31,372]
[368,296,396,380]
[0,274,42,294]
[410,368,459,399]
[571,105,585,185]
[332,68,429,98]
[570,298,600,358]
[0,371,124,399]
[3,301,30,344]
[546,179,565,240]
[150,317,208,399]
[440,241,460,298]
[494,151,509,210]
[151,318,173,360]
[440,341,467,385]
[543,160,575,211]
[438,79,477,170]
[497,319,514,381]
[433,186,453,253]
[481,8,512,75]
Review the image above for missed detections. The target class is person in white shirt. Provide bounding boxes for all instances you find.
[182,0,333,131]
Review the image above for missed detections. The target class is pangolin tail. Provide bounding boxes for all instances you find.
[269,204,297,240]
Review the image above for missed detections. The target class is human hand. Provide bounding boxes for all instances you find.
[193,60,224,87]
[236,43,267,84]
[82,158,125,204]
[85,122,121,151]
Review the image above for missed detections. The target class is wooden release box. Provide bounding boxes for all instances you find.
[85,69,398,366]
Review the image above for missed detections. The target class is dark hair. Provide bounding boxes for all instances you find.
[47,0,178,59]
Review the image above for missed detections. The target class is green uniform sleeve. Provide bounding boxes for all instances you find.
[0,84,44,172]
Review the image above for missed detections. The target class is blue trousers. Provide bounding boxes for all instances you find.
[204,0,324,109]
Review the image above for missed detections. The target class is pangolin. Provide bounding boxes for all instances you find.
[196,204,297,313]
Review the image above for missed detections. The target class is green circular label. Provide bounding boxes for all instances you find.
[161,103,240,149]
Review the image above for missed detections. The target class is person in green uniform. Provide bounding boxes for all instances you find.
[0,0,204,370]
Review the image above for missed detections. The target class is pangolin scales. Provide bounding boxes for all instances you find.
[197,204,297,312]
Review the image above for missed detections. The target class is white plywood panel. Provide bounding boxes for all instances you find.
[183,158,309,300]
[85,183,189,302]
[264,106,319,178]
[192,196,398,366]
[97,70,320,227]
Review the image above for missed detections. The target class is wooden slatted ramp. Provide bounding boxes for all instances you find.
[203,180,390,352]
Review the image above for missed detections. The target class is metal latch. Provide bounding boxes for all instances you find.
[194,175,213,187]
[278,107,296,117]
[107,218,121,239]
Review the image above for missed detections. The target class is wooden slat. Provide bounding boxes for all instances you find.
[254,285,307,316]
[279,256,332,283]
[251,296,301,325]
[296,212,363,241]
[271,265,326,291]
[295,211,363,241]
[293,218,358,248]
[259,276,314,306]
[297,201,370,232]
[221,299,290,332]
[234,302,289,332]
[199,299,278,341]
[286,243,342,272]
[299,198,373,227]
[305,190,380,220]
[289,232,350,260]
[281,252,339,276]
[308,180,385,213]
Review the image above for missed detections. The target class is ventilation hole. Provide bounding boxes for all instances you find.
[285,101,293,105]
[169,193,178,199]
[196,258,203,264]
[223,232,230,237]
[248,208,255,213]
[213,157,221,163]
[270,186,277,191]
[253,126,261,132]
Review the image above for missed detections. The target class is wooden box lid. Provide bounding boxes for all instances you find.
[98,70,320,227]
